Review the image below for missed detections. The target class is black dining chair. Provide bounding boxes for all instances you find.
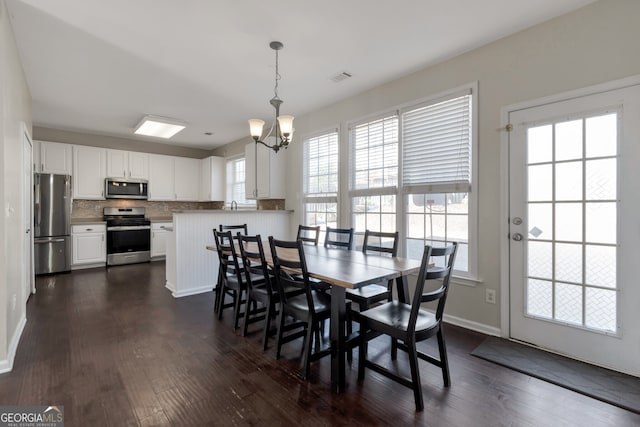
[213,230,254,329]
[268,236,333,379]
[238,234,303,350]
[357,242,458,411]
[220,223,248,234]
[345,230,399,313]
[324,227,354,250]
[213,224,248,311]
[296,225,320,246]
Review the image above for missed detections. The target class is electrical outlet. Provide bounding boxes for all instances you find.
[485,289,496,304]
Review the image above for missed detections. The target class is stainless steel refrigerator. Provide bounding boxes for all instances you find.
[34,173,72,274]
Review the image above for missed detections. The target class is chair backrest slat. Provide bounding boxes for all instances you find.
[238,234,272,293]
[297,225,320,246]
[269,236,316,313]
[324,227,354,250]
[362,230,399,257]
[409,242,458,331]
[213,230,242,281]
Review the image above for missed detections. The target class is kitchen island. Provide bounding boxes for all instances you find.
[165,210,293,297]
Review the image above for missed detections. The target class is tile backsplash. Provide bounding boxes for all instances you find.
[256,199,285,210]
[72,200,223,219]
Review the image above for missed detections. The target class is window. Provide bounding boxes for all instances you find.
[348,86,476,277]
[402,91,473,273]
[349,116,398,248]
[303,131,339,230]
[226,157,255,207]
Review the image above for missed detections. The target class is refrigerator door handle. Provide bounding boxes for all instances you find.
[34,238,66,244]
[34,174,41,235]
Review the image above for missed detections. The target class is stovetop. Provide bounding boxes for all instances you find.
[103,207,150,226]
[105,218,151,227]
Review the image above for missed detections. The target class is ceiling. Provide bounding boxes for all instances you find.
[7,0,596,150]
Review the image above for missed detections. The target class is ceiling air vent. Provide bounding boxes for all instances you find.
[330,71,353,83]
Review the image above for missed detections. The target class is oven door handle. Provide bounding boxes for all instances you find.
[107,226,151,231]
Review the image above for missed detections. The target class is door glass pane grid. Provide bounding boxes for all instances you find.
[525,113,618,334]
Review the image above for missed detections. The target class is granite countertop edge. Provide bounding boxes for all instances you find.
[173,209,294,214]
[71,218,106,224]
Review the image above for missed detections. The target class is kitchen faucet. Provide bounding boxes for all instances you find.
[231,200,238,210]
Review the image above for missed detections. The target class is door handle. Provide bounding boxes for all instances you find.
[26,229,30,234]
[512,233,523,241]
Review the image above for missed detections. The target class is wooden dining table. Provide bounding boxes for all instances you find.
[207,242,423,393]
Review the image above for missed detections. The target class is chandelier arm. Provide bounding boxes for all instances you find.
[255,139,280,153]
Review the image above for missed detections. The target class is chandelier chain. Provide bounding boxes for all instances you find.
[274,49,281,98]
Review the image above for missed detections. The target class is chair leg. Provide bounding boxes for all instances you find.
[358,338,367,380]
[347,310,353,363]
[262,301,274,351]
[301,320,315,380]
[214,269,223,313]
[233,289,243,330]
[217,282,226,319]
[274,309,286,360]
[437,328,451,387]
[407,340,424,411]
[391,338,398,360]
[242,293,252,337]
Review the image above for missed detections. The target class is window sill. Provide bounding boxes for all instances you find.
[407,272,481,287]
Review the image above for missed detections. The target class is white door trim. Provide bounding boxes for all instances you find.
[499,74,640,338]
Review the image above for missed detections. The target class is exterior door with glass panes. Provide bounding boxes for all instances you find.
[508,84,640,375]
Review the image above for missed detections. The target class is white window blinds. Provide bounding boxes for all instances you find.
[349,115,398,195]
[402,92,472,193]
[303,131,339,203]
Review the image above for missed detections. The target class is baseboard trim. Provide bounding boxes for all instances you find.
[0,315,27,374]
[442,312,502,337]
[170,285,213,298]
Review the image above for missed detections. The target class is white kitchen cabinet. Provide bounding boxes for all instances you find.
[151,222,172,258]
[71,224,106,268]
[36,140,73,175]
[107,150,149,180]
[73,145,107,199]
[245,142,284,199]
[128,152,150,179]
[148,154,175,200]
[174,157,200,201]
[199,156,225,201]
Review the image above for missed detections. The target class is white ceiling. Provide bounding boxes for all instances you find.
[7,0,596,150]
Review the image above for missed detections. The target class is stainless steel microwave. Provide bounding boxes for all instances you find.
[105,178,148,199]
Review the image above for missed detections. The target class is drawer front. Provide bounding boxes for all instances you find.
[72,224,106,234]
[152,222,172,231]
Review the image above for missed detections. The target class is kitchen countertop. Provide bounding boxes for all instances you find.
[72,217,173,224]
[173,210,293,214]
[148,217,173,222]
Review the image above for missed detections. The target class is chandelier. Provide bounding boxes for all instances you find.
[248,41,294,153]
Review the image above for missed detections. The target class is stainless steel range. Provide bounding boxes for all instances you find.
[104,207,151,266]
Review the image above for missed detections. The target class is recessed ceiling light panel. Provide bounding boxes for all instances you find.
[134,115,186,139]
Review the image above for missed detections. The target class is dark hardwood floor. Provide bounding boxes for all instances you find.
[1,262,638,426]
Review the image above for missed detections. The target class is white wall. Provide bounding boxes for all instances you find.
[216,0,640,330]
[0,0,32,370]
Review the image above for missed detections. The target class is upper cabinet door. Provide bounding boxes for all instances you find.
[128,152,149,180]
[148,154,175,200]
[174,157,200,201]
[199,156,225,201]
[73,146,107,199]
[107,150,149,180]
[106,149,128,178]
[40,141,73,175]
[244,142,284,199]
